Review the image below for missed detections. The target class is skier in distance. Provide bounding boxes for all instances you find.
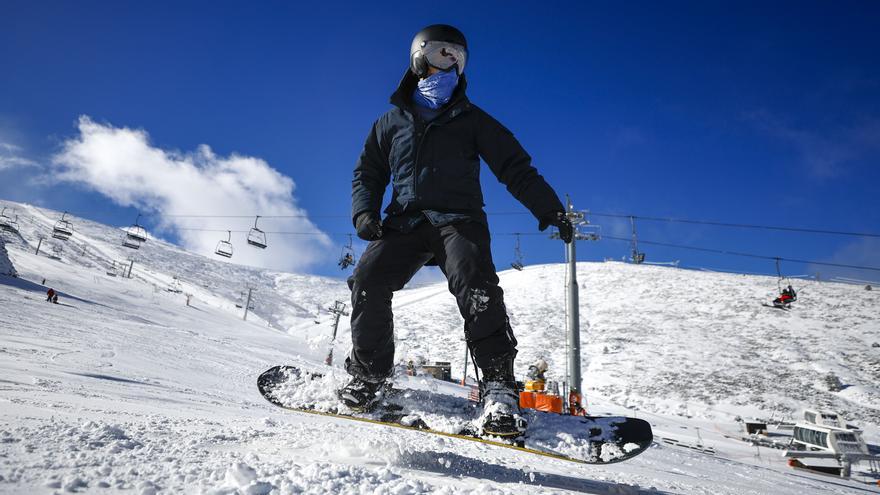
[339,24,573,437]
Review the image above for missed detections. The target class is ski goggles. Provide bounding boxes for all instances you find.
[415,41,467,74]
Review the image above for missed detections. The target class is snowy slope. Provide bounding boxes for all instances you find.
[0,200,349,332]
[1,199,879,494]
[382,262,880,428]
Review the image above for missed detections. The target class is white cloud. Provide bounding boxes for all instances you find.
[746,110,880,179]
[52,116,332,272]
[808,238,880,283]
[0,141,38,170]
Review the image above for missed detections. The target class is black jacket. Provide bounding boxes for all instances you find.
[351,70,564,232]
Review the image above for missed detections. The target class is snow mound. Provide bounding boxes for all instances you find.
[0,239,15,277]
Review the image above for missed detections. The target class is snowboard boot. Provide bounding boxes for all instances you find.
[337,376,387,412]
[477,353,527,438]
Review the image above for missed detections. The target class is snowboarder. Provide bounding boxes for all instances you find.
[773,285,796,307]
[338,252,354,269]
[46,288,55,302]
[340,24,573,437]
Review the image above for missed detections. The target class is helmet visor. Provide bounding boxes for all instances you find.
[419,41,467,74]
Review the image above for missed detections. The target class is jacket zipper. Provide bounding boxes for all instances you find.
[411,102,467,202]
[412,119,435,202]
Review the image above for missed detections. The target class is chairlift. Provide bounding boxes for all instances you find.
[510,234,524,271]
[247,215,268,249]
[49,243,63,260]
[52,211,74,240]
[771,258,798,308]
[126,213,148,243]
[106,261,118,277]
[122,233,142,250]
[235,290,254,309]
[0,208,19,233]
[235,291,245,308]
[215,230,234,258]
[338,234,356,270]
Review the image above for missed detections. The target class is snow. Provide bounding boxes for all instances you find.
[1,198,879,494]
[0,235,17,277]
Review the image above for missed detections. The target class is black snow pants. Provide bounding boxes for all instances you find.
[344,220,517,381]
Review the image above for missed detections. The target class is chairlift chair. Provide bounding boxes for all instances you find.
[52,211,74,240]
[0,208,18,233]
[338,234,356,270]
[772,258,798,308]
[247,216,268,249]
[510,234,524,271]
[215,231,234,258]
[106,261,118,277]
[122,234,142,250]
[126,213,148,243]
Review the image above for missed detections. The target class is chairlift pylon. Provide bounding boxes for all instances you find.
[247,215,268,249]
[126,213,148,243]
[215,230,234,258]
[52,211,74,240]
[510,234,524,271]
[338,234,356,270]
[630,216,645,264]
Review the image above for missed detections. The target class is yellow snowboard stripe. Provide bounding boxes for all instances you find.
[275,404,591,465]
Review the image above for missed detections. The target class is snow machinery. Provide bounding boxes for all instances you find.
[784,409,876,478]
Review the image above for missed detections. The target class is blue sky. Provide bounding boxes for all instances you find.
[1,1,878,281]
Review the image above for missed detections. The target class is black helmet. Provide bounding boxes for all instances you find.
[410,24,468,78]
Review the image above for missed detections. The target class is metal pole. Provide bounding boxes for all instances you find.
[565,198,582,414]
[550,196,599,415]
[461,344,469,385]
[127,259,135,278]
[35,237,43,255]
[325,301,349,365]
[243,287,254,321]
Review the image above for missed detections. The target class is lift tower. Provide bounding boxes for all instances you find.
[551,195,600,414]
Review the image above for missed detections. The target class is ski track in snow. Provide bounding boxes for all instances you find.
[1,199,878,494]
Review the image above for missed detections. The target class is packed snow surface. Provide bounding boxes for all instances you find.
[1,199,879,494]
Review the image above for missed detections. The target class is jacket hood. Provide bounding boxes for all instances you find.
[390,69,469,111]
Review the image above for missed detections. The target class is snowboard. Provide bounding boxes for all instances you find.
[257,365,653,465]
[762,302,791,311]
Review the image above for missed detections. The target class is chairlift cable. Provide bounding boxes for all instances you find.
[602,235,880,272]
[587,212,880,239]
[51,208,880,238]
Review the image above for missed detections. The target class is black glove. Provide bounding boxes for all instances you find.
[539,210,573,244]
[355,211,383,241]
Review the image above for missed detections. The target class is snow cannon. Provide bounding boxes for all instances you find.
[519,359,565,414]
